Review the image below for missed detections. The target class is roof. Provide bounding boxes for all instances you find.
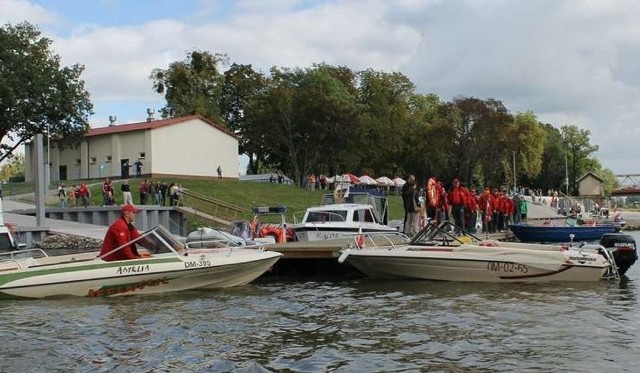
[577,171,604,183]
[86,114,236,139]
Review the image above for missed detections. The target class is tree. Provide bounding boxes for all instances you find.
[150,50,228,121]
[509,111,547,186]
[356,69,415,177]
[0,153,25,181]
[220,63,267,172]
[561,125,599,195]
[0,22,93,163]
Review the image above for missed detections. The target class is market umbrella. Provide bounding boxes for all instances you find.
[343,173,360,184]
[358,175,378,185]
[375,176,395,186]
[393,177,406,187]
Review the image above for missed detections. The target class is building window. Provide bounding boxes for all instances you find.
[105,156,112,163]
[139,152,146,159]
[90,157,97,164]
[76,159,81,165]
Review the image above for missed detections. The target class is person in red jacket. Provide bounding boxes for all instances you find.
[465,189,479,233]
[99,204,148,261]
[447,178,469,230]
[478,187,494,233]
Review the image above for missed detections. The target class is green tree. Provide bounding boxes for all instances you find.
[526,124,567,194]
[509,111,546,187]
[0,22,93,163]
[220,63,267,172]
[356,69,415,177]
[0,153,25,181]
[150,50,228,121]
[561,125,599,195]
[247,65,360,185]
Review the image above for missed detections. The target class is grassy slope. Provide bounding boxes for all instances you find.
[79,178,405,224]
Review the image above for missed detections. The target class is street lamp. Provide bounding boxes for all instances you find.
[46,123,51,189]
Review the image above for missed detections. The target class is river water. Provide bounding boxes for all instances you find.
[2,233,640,372]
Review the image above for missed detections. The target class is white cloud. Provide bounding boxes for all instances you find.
[0,0,59,24]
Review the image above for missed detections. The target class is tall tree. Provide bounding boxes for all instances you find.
[0,22,93,162]
[150,50,227,121]
[508,111,547,188]
[220,63,267,171]
[526,124,567,194]
[561,125,599,195]
[356,69,415,177]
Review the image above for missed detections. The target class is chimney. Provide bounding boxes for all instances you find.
[146,108,155,122]
[108,115,117,126]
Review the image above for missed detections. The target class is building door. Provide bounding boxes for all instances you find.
[59,165,67,181]
[120,159,130,178]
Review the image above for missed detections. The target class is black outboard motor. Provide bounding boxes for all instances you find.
[600,233,637,276]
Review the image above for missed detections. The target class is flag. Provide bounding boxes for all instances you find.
[356,226,365,248]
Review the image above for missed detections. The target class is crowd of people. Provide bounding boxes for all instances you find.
[401,175,528,236]
[57,178,186,208]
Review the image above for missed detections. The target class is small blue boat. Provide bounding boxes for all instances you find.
[508,222,616,243]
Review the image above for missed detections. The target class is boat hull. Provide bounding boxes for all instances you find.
[343,247,609,283]
[509,223,616,243]
[293,226,398,242]
[0,250,281,299]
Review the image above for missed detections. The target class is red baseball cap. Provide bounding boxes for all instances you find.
[121,204,140,214]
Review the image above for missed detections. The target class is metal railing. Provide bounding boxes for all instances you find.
[178,189,253,226]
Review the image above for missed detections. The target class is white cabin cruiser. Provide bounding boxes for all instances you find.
[0,225,282,299]
[292,203,398,241]
[339,221,619,283]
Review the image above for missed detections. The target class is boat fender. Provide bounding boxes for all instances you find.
[338,249,350,264]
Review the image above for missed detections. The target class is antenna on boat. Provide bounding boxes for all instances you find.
[569,233,575,247]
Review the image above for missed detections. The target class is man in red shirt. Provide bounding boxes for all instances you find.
[99,204,148,261]
[447,178,469,230]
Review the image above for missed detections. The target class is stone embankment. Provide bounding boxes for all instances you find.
[33,234,102,255]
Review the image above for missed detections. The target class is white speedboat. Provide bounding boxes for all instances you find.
[0,225,282,299]
[291,203,398,241]
[338,222,618,283]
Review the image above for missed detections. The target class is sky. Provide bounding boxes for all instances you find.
[2,0,640,175]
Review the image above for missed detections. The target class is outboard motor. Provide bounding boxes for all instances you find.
[599,233,637,276]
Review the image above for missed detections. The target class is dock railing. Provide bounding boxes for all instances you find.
[179,189,253,227]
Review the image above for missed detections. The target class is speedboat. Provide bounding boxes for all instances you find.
[0,225,282,299]
[291,203,398,241]
[338,221,619,283]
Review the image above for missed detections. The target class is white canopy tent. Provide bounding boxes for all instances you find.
[375,176,395,186]
[392,177,406,187]
[358,175,378,185]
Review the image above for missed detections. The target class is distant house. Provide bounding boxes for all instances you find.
[577,171,604,197]
[24,115,239,182]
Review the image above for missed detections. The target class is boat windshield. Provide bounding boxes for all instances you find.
[410,221,481,246]
[305,211,347,223]
[136,225,185,254]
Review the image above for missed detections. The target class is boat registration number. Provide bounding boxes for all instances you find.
[184,260,212,269]
[487,261,529,273]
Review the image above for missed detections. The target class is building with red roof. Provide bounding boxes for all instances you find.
[25,114,239,182]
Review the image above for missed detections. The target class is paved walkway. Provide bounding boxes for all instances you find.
[2,199,107,240]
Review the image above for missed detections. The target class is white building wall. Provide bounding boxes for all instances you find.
[24,117,238,181]
[151,118,238,178]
